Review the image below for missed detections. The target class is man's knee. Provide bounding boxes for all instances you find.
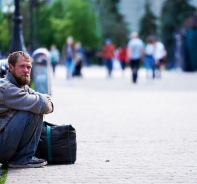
[16,111,42,119]
[10,111,43,129]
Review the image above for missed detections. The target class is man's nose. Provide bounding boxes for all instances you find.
[23,67,30,72]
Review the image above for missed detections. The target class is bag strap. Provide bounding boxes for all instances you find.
[47,125,52,164]
[46,124,74,164]
[67,125,73,164]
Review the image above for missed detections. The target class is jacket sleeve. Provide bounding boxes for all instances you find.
[3,84,53,114]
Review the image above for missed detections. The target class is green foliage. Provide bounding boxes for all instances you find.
[0,13,9,54]
[0,0,128,53]
[89,0,129,47]
[161,0,196,60]
[38,0,100,51]
[139,0,157,41]
[36,1,61,48]
[38,5,54,47]
[0,164,8,184]
[0,0,33,53]
[20,0,31,48]
[61,0,100,48]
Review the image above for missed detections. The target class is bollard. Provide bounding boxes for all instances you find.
[31,48,52,95]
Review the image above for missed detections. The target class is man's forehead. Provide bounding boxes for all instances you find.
[18,55,31,59]
[17,55,32,63]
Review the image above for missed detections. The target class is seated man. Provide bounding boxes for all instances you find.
[0,51,54,168]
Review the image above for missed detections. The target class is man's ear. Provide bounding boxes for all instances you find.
[8,63,14,72]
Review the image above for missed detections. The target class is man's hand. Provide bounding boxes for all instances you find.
[45,95,54,114]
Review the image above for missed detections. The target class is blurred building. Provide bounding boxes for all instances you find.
[120,0,197,32]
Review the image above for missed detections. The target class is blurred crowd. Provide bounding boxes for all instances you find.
[0,32,166,84]
[89,32,166,83]
[49,32,167,84]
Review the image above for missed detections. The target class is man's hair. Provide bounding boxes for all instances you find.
[131,32,138,38]
[8,51,32,66]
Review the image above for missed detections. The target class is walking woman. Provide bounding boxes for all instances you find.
[144,36,155,80]
[62,36,75,80]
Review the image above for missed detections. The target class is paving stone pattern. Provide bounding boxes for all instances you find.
[5,66,197,184]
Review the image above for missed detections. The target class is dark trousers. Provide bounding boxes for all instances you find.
[129,59,140,83]
[120,61,126,71]
[73,60,82,77]
[104,59,113,77]
[51,63,57,74]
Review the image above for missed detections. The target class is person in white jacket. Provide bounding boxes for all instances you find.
[153,38,166,78]
[127,32,144,83]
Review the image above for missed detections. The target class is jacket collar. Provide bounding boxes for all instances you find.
[6,71,21,88]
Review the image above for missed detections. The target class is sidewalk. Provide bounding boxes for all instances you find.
[5,66,197,184]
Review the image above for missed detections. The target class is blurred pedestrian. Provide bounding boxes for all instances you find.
[50,44,60,76]
[117,45,128,75]
[127,32,144,83]
[101,38,115,78]
[73,42,84,77]
[95,48,103,66]
[153,37,166,78]
[84,47,93,66]
[62,36,75,80]
[144,36,155,80]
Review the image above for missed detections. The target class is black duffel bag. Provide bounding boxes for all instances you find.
[35,121,77,164]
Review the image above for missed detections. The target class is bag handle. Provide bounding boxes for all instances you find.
[47,125,53,164]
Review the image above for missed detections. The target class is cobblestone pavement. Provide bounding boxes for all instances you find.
[5,66,197,184]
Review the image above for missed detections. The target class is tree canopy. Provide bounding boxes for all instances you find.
[139,0,157,41]
[160,0,196,66]
[0,12,9,55]
[89,0,129,47]
[38,0,100,51]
